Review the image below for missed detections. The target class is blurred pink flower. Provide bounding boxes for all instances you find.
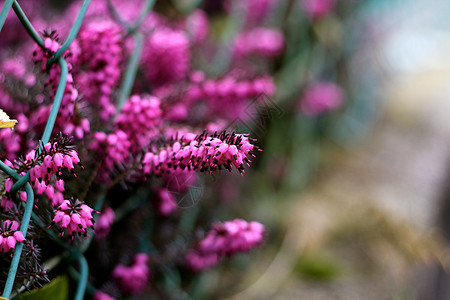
[95,207,115,239]
[93,291,116,300]
[142,29,191,87]
[185,10,209,43]
[112,253,150,295]
[156,188,178,216]
[301,0,336,19]
[186,219,265,271]
[298,81,344,116]
[234,28,284,58]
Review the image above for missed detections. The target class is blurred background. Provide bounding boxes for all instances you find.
[229,0,450,299]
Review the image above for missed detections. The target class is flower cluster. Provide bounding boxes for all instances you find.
[51,199,95,238]
[25,140,80,206]
[0,220,26,253]
[298,81,344,116]
[142,29,191,87]
[186,219,265,271]
[93,291,116,300]
[95,207,115,239]
[0,0,296,294]
[1,177,29,211]
[142,131,258,176]
[115,95,162,149]
[171,73,276,121]
[234,28,284,58]
[183,10,209,43]
[112,253,150,295]
[155,188,177,216]
[1,57,36,87]
[77,22,123,121]
[301,0,336,20]
[90,130,132,181]
[32,31,89,139]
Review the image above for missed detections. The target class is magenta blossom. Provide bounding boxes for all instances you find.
[112,253,151,295]
[142,131,258,176]
[142,29,191,87]
[95,207,115,239]
[77,21,123,121]
[184,10,209,43]
[115,94,162,149]
[155,188,178,216]
[298,81,344,116]
[186,219,265,271]
[33,30,89,139]
[93,291,116,300]
[51,199,95,238]
[0,220,26,253]
[301,0,336,19]
[234,28,284,58]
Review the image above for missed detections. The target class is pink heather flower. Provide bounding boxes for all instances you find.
[90,130,132,181]
[301,0,336,19]
[185,252,220,272]
[1,57,36,87]
[26,143,79,205]
[186,74,276,121]
[142,131,258,176]
[93,291,116,300]
[32,30,89,139]
[51,199,95,238]
[78,22,123,121]
[234,28,284,58]
[0,196,14,211]
[199,219,265,256]
[112,253,151,295]
[142,29,191,87]
[298,81,344,116]
[184,10,209,43]
[165,171,198,194]
[95,207,115,239]
[0,220,26,253]
[186,219,265,271]
[155,188,177,216]
[115,95,162,149]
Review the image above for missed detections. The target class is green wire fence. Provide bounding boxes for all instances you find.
[0,0,156,298]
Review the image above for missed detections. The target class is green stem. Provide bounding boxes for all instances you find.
[68,267,96,295]
[127,0,156,35]
[209,0,247,76]
[114,191,147,221]
[0,0,13,32]
[116,32,143,112]
[2,184,34,298]
[73,255,89,300]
